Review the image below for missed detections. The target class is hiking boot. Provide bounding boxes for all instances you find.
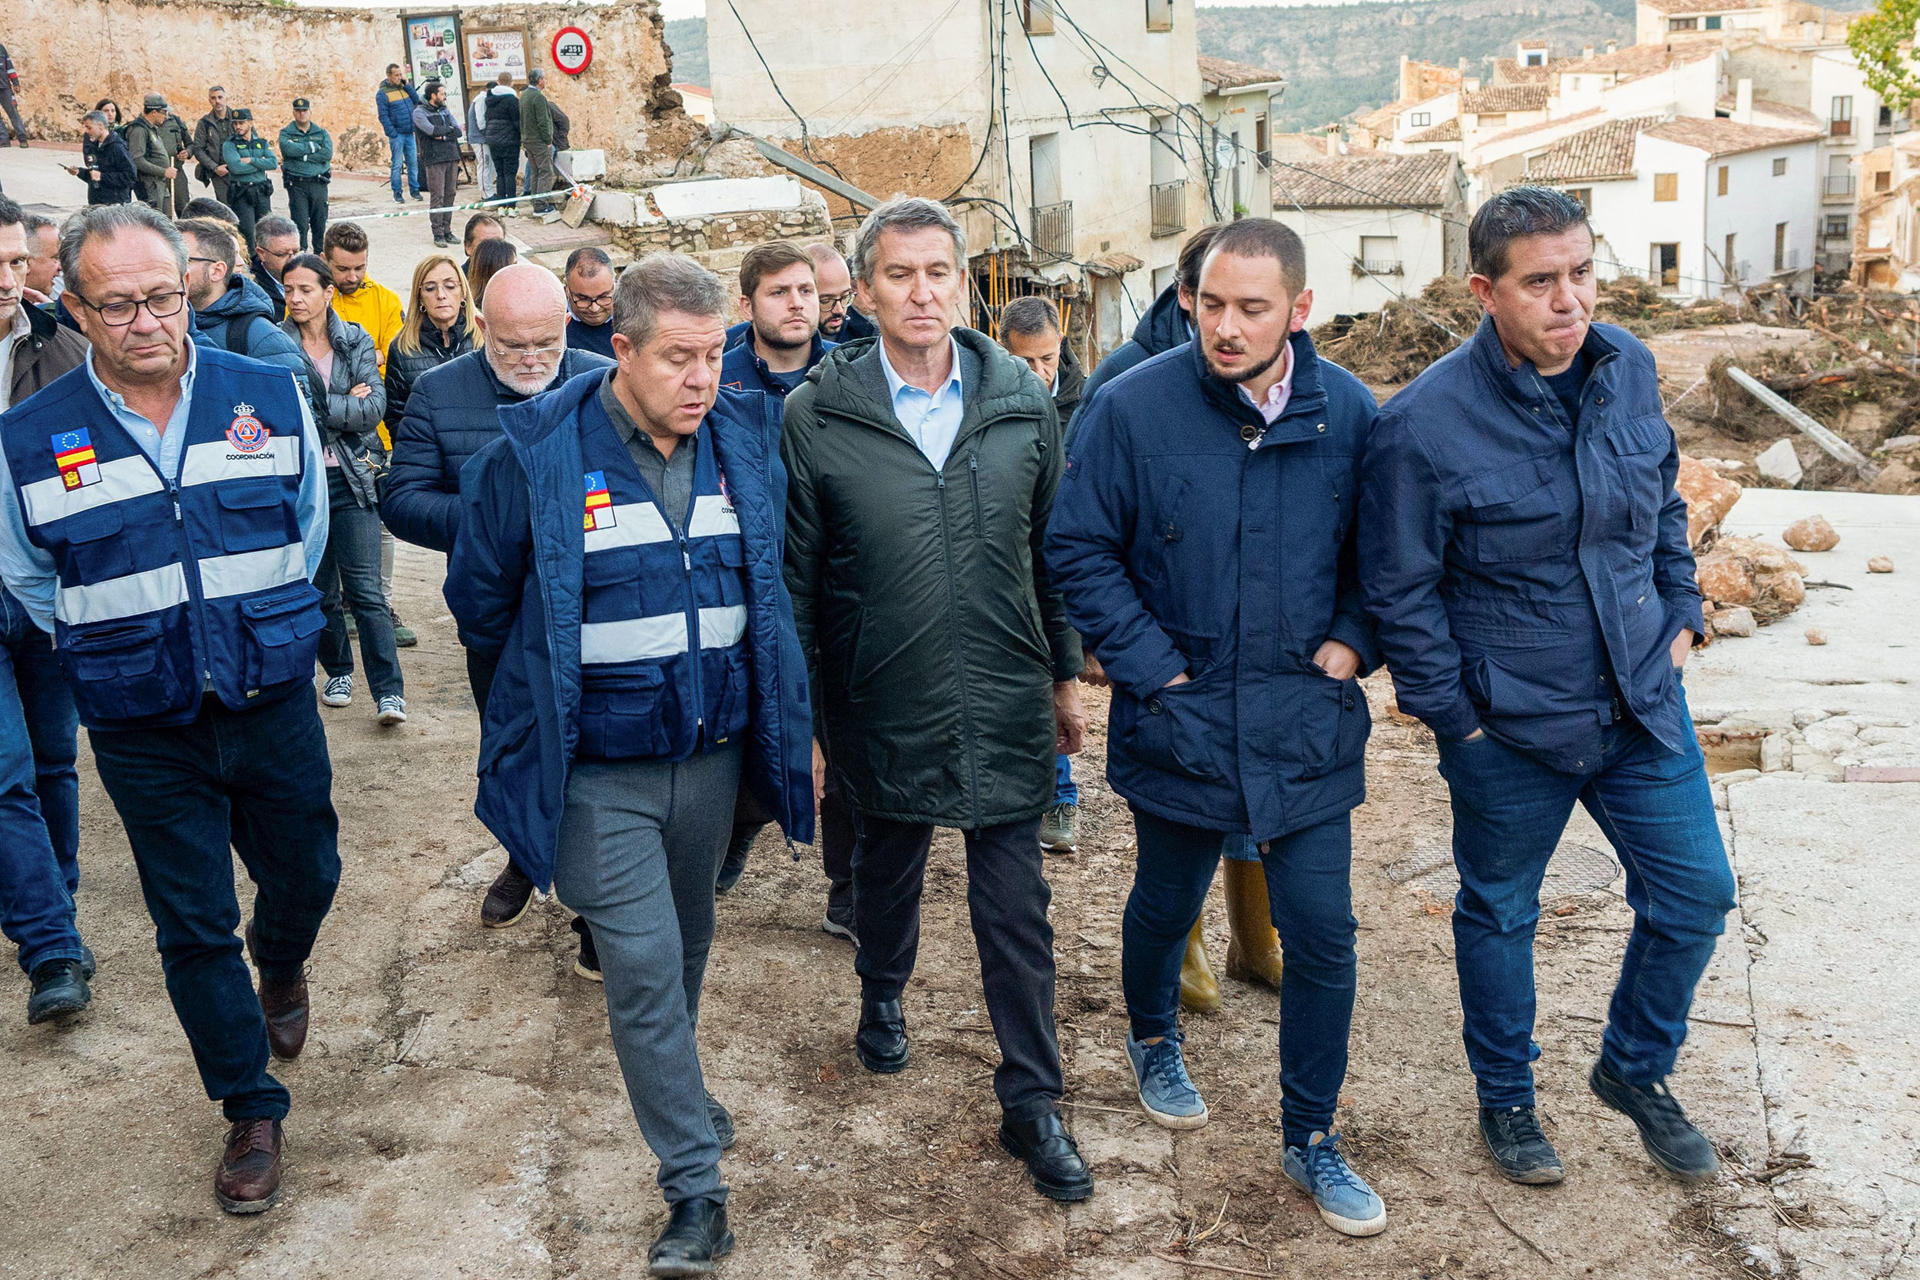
[320,674,353,707]
[572,916,602,982]
[1479,1105,1565,1184]
[1039,801,1078,854]
[390,607,417,648]
[214,1118,283,1214]
[1284,1132,1388,1236]
[1589,1060,1720,1182]
[26,957,91,1024]
[481,861,536,928]
[375,695,408,726]
[1125,1032,1209,1129]
[706,1091,736,1151]
[998,1106,1094,1202]
[246,920,309,1060]
[647,1197,732,1277]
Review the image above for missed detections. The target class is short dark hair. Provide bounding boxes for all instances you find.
[322,221,369,257]
[23,213,55,239]
[1203,218,1307,296]
[1470,185,1592,280]
[182,197,237,225]
[1177,223,1226,295]
[0,196,23,232]
[565,246,613,278]
[739,241,813,299]
[386,63,402,74]
[177,217,238,272]
[1000,295,1059,338]
[282,253,334,291]
[464,213,505,250]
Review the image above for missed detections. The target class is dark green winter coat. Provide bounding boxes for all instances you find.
[781,327,1082,828]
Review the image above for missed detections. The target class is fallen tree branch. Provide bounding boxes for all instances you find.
[1150,1252,1273,1277]
[1478,1189,1558,1264]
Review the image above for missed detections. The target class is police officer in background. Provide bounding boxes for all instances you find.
[277,98,333,253]
[0,204,337,1216]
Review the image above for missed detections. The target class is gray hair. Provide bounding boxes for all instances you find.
[1470,185,1591,281]
[253,214,299,245]
[1000,295,1060,338]
[850,196,966,285]
[612,253,731,348]
[81,110,110,128]
[59,203,188,297]
[527,68,545,86]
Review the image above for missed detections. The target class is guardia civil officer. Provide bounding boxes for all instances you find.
[447,255,814,1275]
[0,203,336,1215]
[1359,186,1736,1188]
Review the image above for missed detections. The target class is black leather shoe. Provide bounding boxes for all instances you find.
[998,1107,1094,1202]
[705,1091,736,1151]
[1479,1105,1566,1184]
[855,997,909,1074]
[27,957,91,1024]
[648,1197,734,1277]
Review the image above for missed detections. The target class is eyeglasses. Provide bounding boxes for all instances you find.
[488,337,566,360]
[187,257,223,268]
[568,290,614,310]
[820,290,855,310]
[68,288,188,327]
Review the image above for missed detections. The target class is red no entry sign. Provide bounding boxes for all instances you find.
[552,26,592,75]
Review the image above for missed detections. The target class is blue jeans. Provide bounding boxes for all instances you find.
[387,132,421,199]
[1435,703,1736,1109]
[317,494,404,700]
[0,589,83,975]
[1053,753,1078,806]
[88,690,339,1120]
[1122,806,1356,1147]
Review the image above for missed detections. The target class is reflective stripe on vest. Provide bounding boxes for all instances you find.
[581,603,747,665]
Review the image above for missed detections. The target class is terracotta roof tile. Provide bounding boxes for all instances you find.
[1354,98,1416,134]
[1714,95,1823,130]
[1460,83,1551,113]
[1198,55,1286,93]
[1523,115,1664,181]
[1638,0,1765,12]
[1493,58,1557,85]
[1641,116,1825,155]
[1405,117,1463,143]
[1272,152,1460,208]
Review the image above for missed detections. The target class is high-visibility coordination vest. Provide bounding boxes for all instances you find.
[575,396,751,761]
[0,351,324,730]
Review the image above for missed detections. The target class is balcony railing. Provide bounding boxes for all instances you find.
[1352,258,1404,277]
[1150,180,1187,238]
[1825,175,1858,198]
[1830,118,1853,137]
[1030,201,1072,262]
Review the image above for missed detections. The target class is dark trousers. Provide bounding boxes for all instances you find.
[0,589,83,975]
[0,85,24,143]
[1437,705,1736,1109]
[852,812,1062,1117]
[424,161,458,240]
[287,178,328,250]
[317,495,404,700]
[488,145,519,202]
[229,180,271,251]
[724,766,854,893]
[1123,806,1356,1147]
[204,172,230,205]
[88,691,339,1120]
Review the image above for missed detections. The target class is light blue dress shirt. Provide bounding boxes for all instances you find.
[876,336,965,470]
[0,344,329,633]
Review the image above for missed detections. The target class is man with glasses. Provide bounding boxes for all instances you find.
[563,247,617,360]
[0,202,336,1214]
[810,243,873,343]
[179,217,309,405]
[248,215,299,322]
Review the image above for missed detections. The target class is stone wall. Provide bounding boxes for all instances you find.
[0,0,698,178]
[601,193,834,279]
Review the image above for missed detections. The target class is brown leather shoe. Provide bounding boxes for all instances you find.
[246,921,309,1060]
[215,1118,283,1214]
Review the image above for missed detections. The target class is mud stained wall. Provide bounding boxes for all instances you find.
[0,0,696,175]
[775,125,979,226]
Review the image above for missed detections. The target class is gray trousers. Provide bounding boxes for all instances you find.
[0,86,23,144]
[553,742,742,1207]
[524,142,555,209]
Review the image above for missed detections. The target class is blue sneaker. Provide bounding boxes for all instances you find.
[1284,1131,1388,1236]
[1125,1032,1209,1129]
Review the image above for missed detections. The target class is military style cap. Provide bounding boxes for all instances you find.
[143,93,168,111]
[231,107,253,121]
[292,97,311,111]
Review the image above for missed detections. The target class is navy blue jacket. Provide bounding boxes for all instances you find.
[191,274,311,408]
[1358,317,1705,773]
[1047,331,1380,841]
[719,331,836,399]
[445,371,816,888]
[1080,282,1191,410]
[384,347,613,554]
[565,316,616,361]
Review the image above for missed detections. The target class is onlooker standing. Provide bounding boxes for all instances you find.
[0,195,90,1026]
[466,90,494,208]
[74,113,137,206]
[550,101,574,185]
[0,203,336,1214]
[462,213,505,274]
[0,44,25,146]
[518,69,555,214]
[180,217,310,403]
[280,253,404,725]
[22,215,58,302]
[413,80,464,247]
[374,64,424,205]
[221,109,277,251]
[563,247,617,359]
[383,252,478,439]
[781,197,1092,1203]
[126,95,181,215]
[383,264,610,932]
[277,98,332,252]
[482,72,521,205]
[92,99,126,134]
[191,86,235,205]
[466,238,517,309]
[248,214,298,322]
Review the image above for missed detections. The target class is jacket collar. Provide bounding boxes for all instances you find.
[807,327,1043,439]
[1468,313,1622,407]
[1187,327,1329,442]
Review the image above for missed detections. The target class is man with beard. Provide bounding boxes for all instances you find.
[1047,218,1387,1238]
[719,243,835,400]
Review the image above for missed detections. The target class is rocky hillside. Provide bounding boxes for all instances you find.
[665,17,709,88]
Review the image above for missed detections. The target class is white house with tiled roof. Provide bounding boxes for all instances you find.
[1269,152,1469,316]
[1199,55,1288,219]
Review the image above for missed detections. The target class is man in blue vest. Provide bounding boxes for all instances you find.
[447,252,814,1276]
[0,203,336,1216]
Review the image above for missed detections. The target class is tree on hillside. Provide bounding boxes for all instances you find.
[1849,0,1920,109]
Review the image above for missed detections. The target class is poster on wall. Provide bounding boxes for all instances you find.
[403,13,465,125]
[465,28,529,87]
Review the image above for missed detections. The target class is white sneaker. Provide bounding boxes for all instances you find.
[376,695,408,726]
[321,674,353,707]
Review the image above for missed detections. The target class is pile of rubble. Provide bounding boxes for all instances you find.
[1676,458,1812,639]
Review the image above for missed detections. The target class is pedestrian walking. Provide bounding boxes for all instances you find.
[374,64,424,205]
[718,242,835,399]
[482,72,521,205]
[73,112,137,206]
[781,197,1092,1203]
[413,80,463,247]
[22,214,58,302]
[447,254,814,1276]
[461,213,505,274]
[1359,185,1736,1189]
[807,244,873,344]
[125,95,182,216]
[277,99,332,252]
[0,44,26,146]
[179,217,310,404]
[0,195,91,1026]
[191,86,235,205]
[279,253,404,726]
[519,69,555,214]
[0,203,336,1214]
[220,109,277,251]
[563,247,617,359]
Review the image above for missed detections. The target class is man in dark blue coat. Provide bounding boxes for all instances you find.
[1048,219,1386,1239]
[446,253,813,1275]
[1359,186,1735,1189]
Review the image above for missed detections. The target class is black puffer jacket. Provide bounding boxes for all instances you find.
[384,318,474,432]
[282,311,385,509]
[384,346,611,554]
